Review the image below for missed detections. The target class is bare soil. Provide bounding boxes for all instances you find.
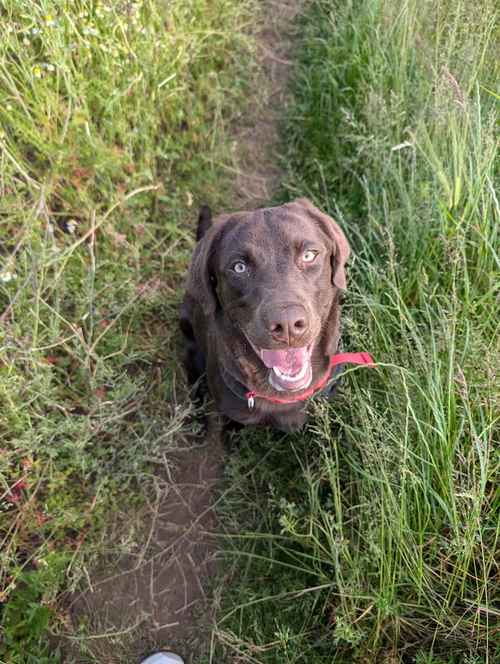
[231,1,303,209]
[64,431,224,663]
[64,2,302,662]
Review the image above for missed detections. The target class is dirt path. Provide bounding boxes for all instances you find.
[65,3,302,662]
[230,1,302,209]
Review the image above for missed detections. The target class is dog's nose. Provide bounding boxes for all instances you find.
[269,305,309,344]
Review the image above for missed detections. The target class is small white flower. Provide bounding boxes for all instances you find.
[66,219,78,234]
[0,271,16,283]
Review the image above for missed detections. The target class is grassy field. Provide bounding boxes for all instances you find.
[0,0,256,660]
[213,0,499,662]
[1,0,498,662]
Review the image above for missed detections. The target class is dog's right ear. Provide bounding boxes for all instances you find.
[196,205,212,241]
[186,214,231,318]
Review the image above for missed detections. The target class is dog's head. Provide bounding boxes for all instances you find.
[186,198,350,392]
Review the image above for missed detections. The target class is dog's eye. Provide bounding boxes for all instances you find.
[302,250,318,263]
[232,261,247,274]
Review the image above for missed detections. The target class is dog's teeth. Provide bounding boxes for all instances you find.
[269,362,312,392]
[272,362,308,382]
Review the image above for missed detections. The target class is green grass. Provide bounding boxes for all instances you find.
[1,0,498,661]
[0,0,256,660]
[213,1,499,662]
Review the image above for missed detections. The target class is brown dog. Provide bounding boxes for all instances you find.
[180,198,350,432]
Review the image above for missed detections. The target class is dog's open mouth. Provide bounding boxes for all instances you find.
[260,346,313,392]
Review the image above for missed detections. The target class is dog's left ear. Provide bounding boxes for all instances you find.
[290,198,350,290]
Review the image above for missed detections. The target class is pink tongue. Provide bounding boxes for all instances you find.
[261,347,309,374]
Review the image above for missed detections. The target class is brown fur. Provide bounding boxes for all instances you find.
[180,198,350,432]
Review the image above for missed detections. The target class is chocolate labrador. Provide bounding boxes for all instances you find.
[180,198,351,432]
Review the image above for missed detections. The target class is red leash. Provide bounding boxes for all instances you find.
[245,352,375,409]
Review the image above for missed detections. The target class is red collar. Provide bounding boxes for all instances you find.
[245,352,375,409]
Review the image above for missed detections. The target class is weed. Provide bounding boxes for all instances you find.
[0,0,256,658]
[214,0,499,661]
